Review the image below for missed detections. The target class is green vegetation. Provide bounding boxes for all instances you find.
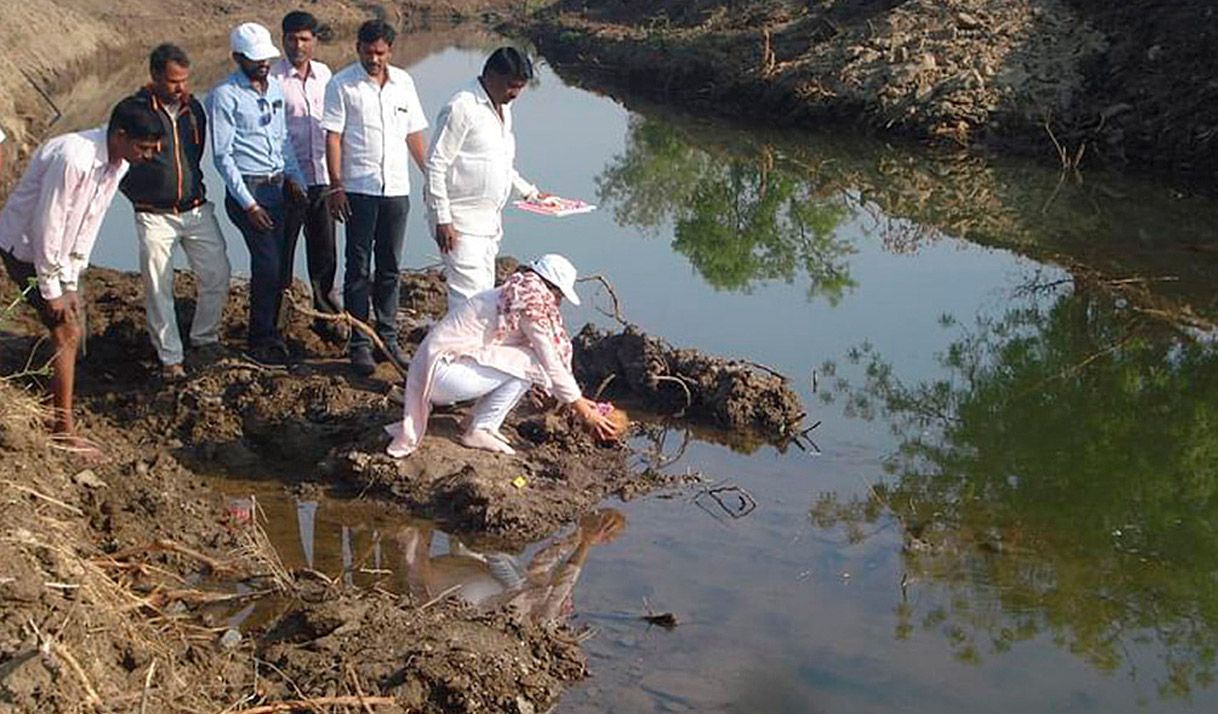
[597,117,856,304]
[814,287,1218,699]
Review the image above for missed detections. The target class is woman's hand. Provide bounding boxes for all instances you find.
[572,398,625,442]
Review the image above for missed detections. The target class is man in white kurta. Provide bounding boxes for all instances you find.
[426,47,546,309]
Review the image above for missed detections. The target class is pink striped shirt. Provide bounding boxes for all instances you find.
[0,128,128,299]
[271,59,331,186]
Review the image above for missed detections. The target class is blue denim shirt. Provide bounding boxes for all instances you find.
[208,70,306,209]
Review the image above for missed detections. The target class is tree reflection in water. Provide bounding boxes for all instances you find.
[597,117,856,304]
[814,285,1218,700]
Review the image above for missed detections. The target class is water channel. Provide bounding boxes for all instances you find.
[52,26,1218,713]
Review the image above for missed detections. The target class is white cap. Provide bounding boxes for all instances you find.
[230,23,280,62]
[529,254,580,306]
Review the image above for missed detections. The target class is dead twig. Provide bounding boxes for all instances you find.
[738,359,786,381]
[108,539,238,577]
[418,584,462,611]
[576,274,628,326]
[692,483,757,520]
[29,618,100,709]
[230,696,396,713]
[652,375,692,415]
[593,372,616,400]
[1,480,84,516]
[284,293,408,377]
[347,664,376,714]
[139,659,157,714]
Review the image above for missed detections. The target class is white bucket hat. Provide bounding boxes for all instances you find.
[529,254,581,305]
[230,23,280,62]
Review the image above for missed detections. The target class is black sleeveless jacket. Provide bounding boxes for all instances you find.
[120,87,208,213]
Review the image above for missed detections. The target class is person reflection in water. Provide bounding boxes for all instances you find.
[396,509,626,624]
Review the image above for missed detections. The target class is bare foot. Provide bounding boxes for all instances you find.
[459,428,516,455]
[50,433,108,463]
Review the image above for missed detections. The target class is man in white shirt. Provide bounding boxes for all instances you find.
[426,47,547,309]
[323,19,428,376]
[0,97,163,457]
[272,10,341,342]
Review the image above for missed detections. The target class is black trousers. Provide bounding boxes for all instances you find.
[282,184,340,318]
[343,193,409,351]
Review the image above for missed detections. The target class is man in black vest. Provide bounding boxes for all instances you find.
[121,43,232,382]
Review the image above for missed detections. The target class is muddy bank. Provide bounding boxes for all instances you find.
[525,0,1218,181]
[1,256,803,709]
[572,324,806,448]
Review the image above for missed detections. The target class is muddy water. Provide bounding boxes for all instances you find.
[69,31,1218,714]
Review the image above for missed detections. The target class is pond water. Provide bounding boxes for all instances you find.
[66,29,1218,714]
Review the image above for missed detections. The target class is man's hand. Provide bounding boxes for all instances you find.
[532,191,559,206]
[327,186,352,222]
[46,291,79,326]
[247,203,274,232]
[434,223,458,254]
[285,180,307,206]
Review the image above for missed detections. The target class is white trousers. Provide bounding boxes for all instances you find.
[441,231,502,309]
[135,204,231,365]
[429,356,529,431]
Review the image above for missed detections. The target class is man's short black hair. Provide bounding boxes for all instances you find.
[483,47,533,82]
[108,96,166,141]
[149,43,190,77]
[357,19,396,46]
[282,10,319,35]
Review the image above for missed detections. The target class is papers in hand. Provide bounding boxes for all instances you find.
[514,195,597,218]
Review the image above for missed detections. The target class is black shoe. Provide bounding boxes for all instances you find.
[245,342,290,369]
[376,340,409,368]
[312,319,348,344]
[350,346,376,377]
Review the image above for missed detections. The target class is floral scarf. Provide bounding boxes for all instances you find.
[496,271,573,369]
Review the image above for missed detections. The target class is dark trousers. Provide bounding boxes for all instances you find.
[282,184,339,318]
[225,180,286,348]
[344,193,408,351]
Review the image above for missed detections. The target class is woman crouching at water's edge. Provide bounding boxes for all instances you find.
[385,254,624,456]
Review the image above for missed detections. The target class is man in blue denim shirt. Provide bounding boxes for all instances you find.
[209,22,307,366]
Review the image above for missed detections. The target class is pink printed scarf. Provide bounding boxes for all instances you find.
[496,271,573,369]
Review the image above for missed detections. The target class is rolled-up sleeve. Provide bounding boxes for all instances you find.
[425,103,470,226]
[209,87,256,209]
[521,315,581,404]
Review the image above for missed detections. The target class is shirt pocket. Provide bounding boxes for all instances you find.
[390,102,414,138]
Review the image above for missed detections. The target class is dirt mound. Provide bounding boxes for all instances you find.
[528,0,1218,180]
[327,401,656,545]
[0,254,767,710]
[258,593,585,713]
[572,323,806,446]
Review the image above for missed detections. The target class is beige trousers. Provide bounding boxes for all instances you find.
[134,203,231,365]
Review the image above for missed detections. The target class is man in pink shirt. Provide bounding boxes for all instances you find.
[0,97,163,457]
[271,11,341,342]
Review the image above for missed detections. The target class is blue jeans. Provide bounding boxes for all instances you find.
[344,193,409,351]
[225,179,287,348]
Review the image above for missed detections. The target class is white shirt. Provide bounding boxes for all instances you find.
[321,63,428,197]
[271,59,332,186]
[0,126,6,143]
[0,128,128,299]
[426,78,538,236]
